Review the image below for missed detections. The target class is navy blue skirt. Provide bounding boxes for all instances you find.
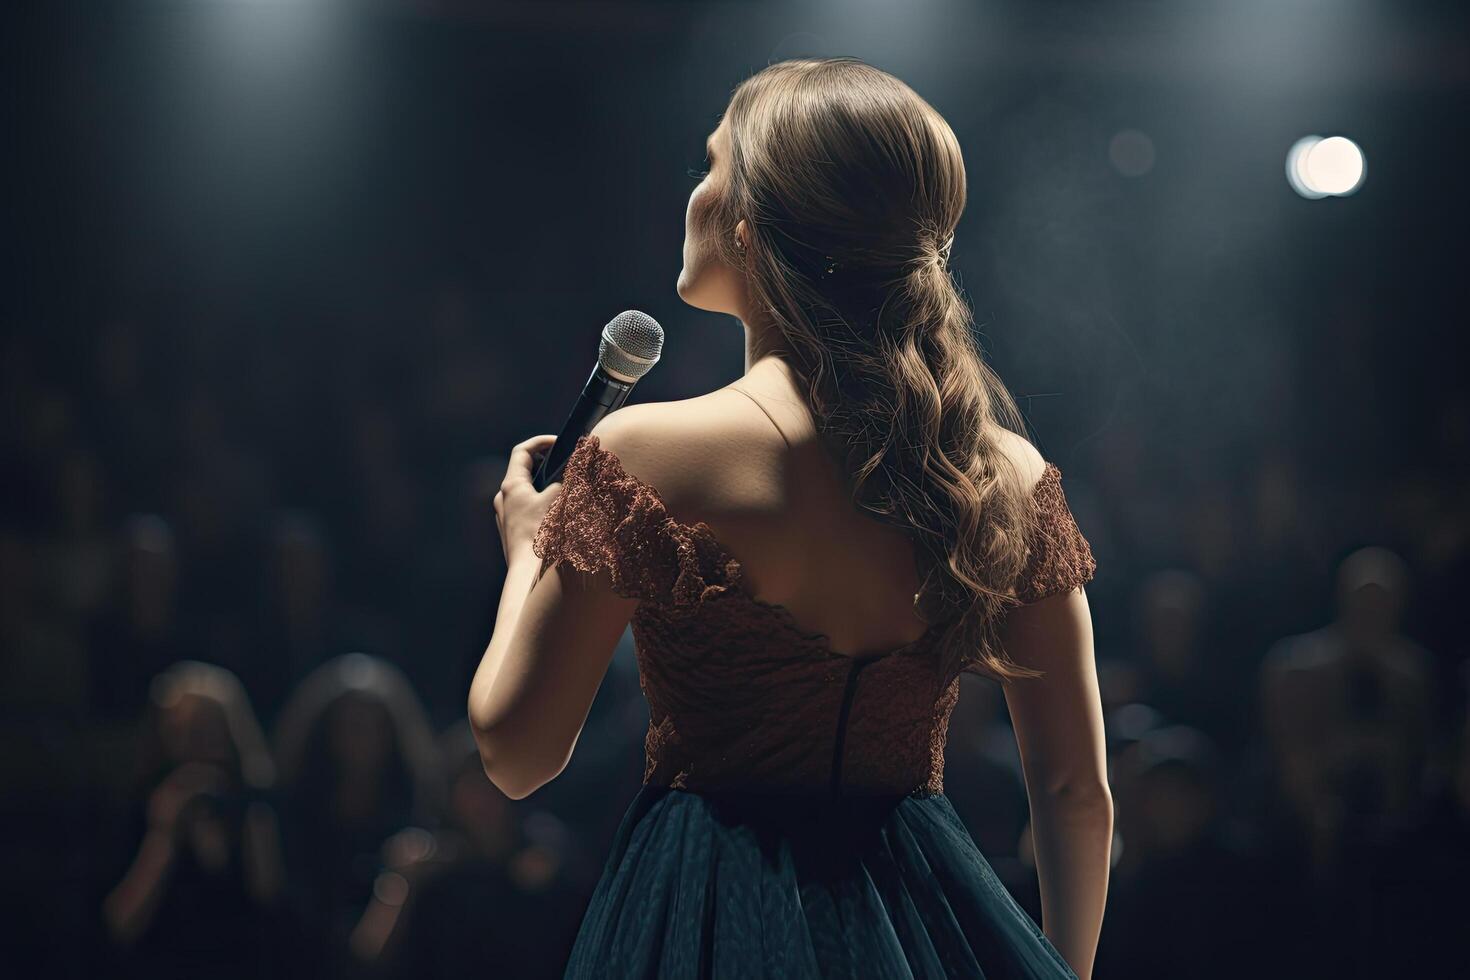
[561,784,1078,978]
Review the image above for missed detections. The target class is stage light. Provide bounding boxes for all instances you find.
[1304,136,1365,195]
[1286,134,1366,199]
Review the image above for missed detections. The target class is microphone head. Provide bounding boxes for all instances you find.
[599,310,663,383]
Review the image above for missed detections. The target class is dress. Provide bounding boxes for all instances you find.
[531,433,1098,979]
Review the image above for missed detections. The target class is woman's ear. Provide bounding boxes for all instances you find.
[734,218,750,254]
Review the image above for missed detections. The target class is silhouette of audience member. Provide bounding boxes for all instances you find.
[1261,546,1434,864]
[349,722,583,979]
[1131,569,1249,749]
[1096,726,1252,979]
[38,447,114,623]
[271,653,444,978]
[1258,545,1439,975]
[87,515,186,720]
[101,661,292,979]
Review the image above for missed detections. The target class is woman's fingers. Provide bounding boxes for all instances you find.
[503,434,558,489]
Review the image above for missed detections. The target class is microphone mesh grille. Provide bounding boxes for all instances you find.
[599,310,664,381]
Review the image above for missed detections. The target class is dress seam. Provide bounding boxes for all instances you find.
[829,654,884,798]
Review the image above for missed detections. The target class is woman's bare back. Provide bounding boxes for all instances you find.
[611,358,1044,660]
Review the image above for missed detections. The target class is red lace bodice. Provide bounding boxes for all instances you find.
[531,433,1096,798]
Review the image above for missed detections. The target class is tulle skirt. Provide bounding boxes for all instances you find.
[561,784,1078,979]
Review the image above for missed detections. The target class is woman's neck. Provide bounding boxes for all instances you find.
[740,306,787,374]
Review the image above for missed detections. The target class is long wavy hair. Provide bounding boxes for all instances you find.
[703,57,1043,681]
[272,653,445,830]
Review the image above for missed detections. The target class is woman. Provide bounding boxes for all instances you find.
[272,653,444,976]
[102,660,290,978]
[470,57,1111,979]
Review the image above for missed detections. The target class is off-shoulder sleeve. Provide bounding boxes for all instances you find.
[1014,462,1097,604]
[530,434,676,600]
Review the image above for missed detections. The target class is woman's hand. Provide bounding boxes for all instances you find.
[147,762,226,840]
[493,434,561,565]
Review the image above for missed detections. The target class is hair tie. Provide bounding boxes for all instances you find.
[935,233,955,270]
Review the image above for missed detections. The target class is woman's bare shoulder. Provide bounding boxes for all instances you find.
[991,426,1050,493]
[585,393,757,515]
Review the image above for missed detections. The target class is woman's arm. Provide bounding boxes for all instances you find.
[1000,586,1113,980]
[102,763,224,945]
[101,825,177,946]
[467,434,564,796]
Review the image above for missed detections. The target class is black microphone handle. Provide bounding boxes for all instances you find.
[532,364,637,491]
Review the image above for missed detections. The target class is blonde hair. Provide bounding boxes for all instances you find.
[150,660,277,789]
[705,57,1041,680]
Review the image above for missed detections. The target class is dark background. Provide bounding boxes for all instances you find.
[4,0,1467,976]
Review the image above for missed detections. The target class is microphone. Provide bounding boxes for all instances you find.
[532,310,664,491]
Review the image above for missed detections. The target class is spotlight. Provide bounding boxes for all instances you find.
[1286,134,1366,199]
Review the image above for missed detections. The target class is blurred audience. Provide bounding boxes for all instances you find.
[2,293,1466,976]
[350,722,583,979]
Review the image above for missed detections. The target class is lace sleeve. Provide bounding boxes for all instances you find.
[1015,463,1097,604]
[530,434,677,601]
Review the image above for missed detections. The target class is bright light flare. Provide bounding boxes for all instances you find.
[1286,135,1366,199]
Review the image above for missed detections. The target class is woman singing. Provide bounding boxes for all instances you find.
[470,56,1112,979]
